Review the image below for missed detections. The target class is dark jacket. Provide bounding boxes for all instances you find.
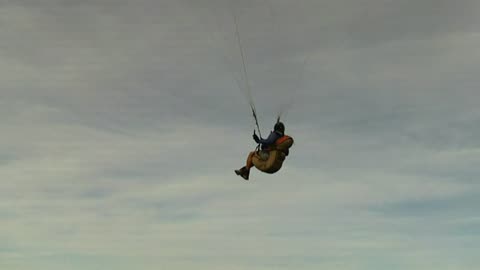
[257,131,283,150]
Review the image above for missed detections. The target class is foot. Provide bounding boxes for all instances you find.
[235,167,250,180]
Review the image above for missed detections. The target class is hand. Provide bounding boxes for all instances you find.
[253,133,260,143]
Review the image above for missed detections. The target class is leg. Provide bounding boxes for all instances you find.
[235,151,255,180]
[246,151,255,169]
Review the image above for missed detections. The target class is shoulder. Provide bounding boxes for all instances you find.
[268,131,278,137]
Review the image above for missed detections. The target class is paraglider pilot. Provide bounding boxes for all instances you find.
[235,122,290,180]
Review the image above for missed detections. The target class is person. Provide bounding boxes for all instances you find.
[235,122,287,180]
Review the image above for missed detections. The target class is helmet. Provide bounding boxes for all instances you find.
[274,121,285,134]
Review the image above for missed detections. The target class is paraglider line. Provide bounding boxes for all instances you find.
[232,7,262,139]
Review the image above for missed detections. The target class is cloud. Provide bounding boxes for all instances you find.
[1,0,480,269]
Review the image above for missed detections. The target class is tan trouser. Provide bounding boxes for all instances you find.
[246,151,256,169]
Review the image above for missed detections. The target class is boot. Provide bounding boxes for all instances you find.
[235,167,250,180]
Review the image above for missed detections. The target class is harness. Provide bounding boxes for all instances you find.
[258,135,292,155]
[251,135,294,174]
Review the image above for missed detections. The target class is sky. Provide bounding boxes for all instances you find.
[1,0,480,269]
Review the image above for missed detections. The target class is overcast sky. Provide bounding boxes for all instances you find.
[1,0,480,269]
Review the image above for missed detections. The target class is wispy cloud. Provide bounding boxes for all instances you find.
[1,0,480,269]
